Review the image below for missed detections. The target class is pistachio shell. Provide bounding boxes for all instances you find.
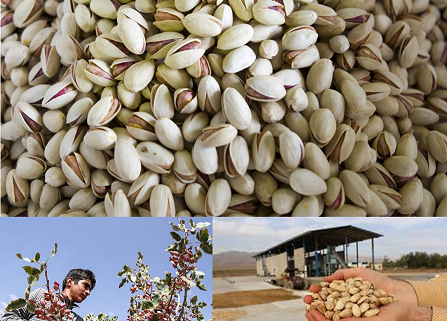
[290,168,327,196]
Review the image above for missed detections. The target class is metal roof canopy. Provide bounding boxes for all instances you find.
[253,225,383,257]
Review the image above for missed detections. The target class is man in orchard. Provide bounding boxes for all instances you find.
[0,269,96,321]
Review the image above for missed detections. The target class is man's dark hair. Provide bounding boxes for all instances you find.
[62,269,96,290]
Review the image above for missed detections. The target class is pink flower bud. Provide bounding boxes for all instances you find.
[54,281,60,291]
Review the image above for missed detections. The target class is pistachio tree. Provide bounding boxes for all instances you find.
[5,243,74,321]
[117,219,212,321]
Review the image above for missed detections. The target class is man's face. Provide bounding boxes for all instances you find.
[66,278,92,304]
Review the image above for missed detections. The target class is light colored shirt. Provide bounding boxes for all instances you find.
[410,274,447,321]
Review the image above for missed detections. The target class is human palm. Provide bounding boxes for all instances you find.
[304,268,418,306]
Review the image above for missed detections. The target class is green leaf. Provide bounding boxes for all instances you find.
[16,254,31,262]
[152,315,159,321]
[196,222,211,229]
[191,296,197,305]
[170,232,182,242]
[198,302,207,308]
[197,230,209,243]
[152,292,161,306]
[200,242,212,254]
[153,277,164,290]
[195,247,202,259]
[27,275,39,286]
[165,272,172,286]
[23,266,41,276]
[24,286,30,300]
[50,243,58,258]
[197,311,204,321]
[142,300,154,310]
[6,299,26,311]
[172,225,179,231]
[32,253,40,263]
[118,279,127,288]
[179,220,185,231]
[181,276,196,287]
[130,275,137,282]
[26,302,37,314]
[196,282,206,291]
[166,243,177,252]
[195,271,205,282]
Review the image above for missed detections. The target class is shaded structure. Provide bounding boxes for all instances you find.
[253,225,383,277]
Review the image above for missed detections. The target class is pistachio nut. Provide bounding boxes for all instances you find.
[155,118,184,150]
[182,111,209,143]
[272,188,301,215]
[205,178,231,216]
[324,177,345,211]
[252,171,277,206]
[224,136,249,177]
[42,81,78,110]
[192,134,218,175]
[126,111,157,141]
[339,170,371,207]
[252,0,285,26]
[290,168,327,196]
[114,139,141,181]
[292,196,320,217]
[183,13,222,37]
[61,153,91,189]
[16,155,47,180]
[123,59,155,93]
[244,75,286,102]
[223,45,256,74]
[282,26,318,51]
[165,38,205,70]
[87,95,121,127]
[303,143,331,181]
[217,24,254,50]
[137,141,174,174]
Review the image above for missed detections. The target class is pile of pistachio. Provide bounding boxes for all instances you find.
[2,0,447,217]
[307,278,396,320]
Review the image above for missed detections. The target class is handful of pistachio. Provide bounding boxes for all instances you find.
[307,278,396,320]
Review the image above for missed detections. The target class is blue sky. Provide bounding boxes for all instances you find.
[0,218,212,321]
[213,217,447,259]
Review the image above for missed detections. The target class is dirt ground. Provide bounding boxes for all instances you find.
[213,269,257,277]
[213,288,301,309]
[212,310,248,321]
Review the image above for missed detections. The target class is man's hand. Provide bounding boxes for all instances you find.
[305,303,432,321]
[303,268,418,306]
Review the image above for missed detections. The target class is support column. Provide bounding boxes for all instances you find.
[345,236,349,266]
[371,238,375,270]
[356,241,359,267]
[315,237,319,277]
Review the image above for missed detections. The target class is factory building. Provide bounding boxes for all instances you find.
[253,225,382,277]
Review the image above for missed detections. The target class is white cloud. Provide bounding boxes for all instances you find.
[213,217,447,256]
[0,301,7,315]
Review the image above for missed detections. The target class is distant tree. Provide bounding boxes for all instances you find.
[382,252,447,270]
[382,256,394,269]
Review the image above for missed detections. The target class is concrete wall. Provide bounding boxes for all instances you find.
[294,248,305,271]
[265,252,287,276]
[256,258,263,276]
